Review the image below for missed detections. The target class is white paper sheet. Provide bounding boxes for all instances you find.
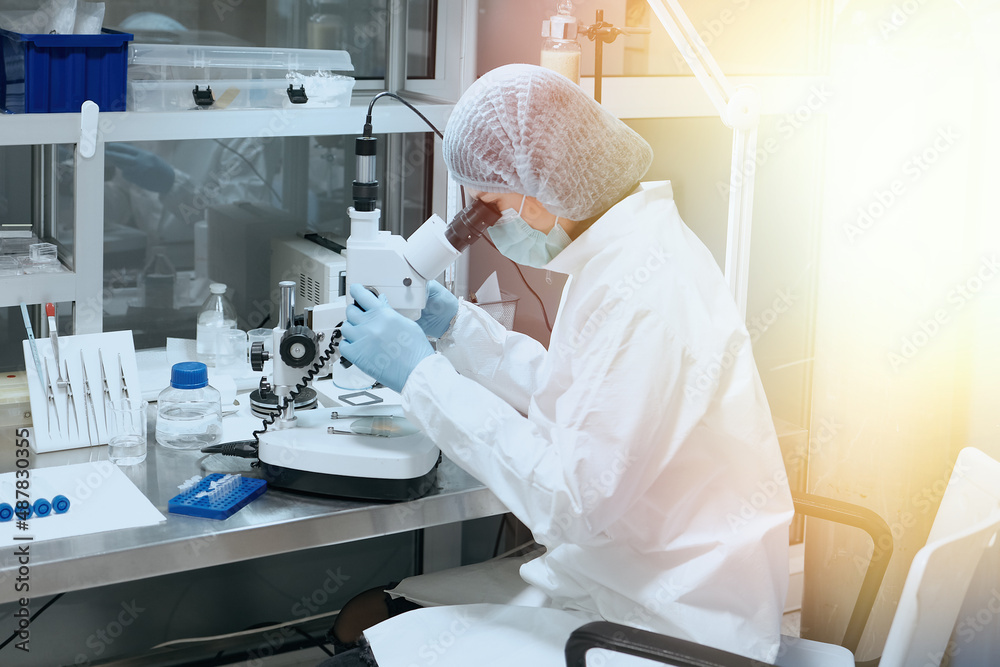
[474,271,503,305]
[0,462,165,547]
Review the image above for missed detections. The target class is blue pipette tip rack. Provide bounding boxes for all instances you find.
[167,474,266,520]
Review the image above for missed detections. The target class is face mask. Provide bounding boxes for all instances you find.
[487,196,571,268]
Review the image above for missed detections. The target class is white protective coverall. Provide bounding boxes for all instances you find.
[367,181,794,664]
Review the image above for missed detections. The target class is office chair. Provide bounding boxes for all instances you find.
[565,447,1000,667]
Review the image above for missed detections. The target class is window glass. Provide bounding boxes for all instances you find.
[99,0,436,80]
[408,0,437,79]
[102,132,433,345]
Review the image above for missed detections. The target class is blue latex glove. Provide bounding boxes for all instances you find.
[105,143,176,194]
[340,284,434,393]
[416,280,459,339]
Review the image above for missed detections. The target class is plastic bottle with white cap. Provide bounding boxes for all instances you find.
[541,1,581,84]
[196,282,237,366]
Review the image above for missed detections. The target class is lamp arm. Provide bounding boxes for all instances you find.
[645,0,760,318]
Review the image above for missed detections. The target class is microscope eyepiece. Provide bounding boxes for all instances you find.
[444,198,503,253]
[353,136,379,212]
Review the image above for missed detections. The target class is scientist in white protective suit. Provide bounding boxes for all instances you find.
[328,64,794,667]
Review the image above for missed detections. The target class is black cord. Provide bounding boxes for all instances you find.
[250,328,342,449]
[361,102,552,334]
[211,139,283,204]
[492,514,508,558]
[482,235,554,333]
[0,593,63,651]
[365,92,444,139]
[457,185,553,332]
[291,626,334,657]
[212,622,334,662]
[361,95,555,334]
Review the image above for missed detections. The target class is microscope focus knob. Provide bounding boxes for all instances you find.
[279,326,318,369]
[250,341,270,372]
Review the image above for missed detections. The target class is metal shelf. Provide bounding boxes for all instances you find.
[0,94,454,146]
[0,95,455,320]
[1,271,79,306]
[0,112,81,145]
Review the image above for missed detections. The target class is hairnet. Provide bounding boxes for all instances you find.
[443,64,653,222]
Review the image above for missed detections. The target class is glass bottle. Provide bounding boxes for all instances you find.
[541,1,581,84]
[307,0,346,50]
[196,283,237,366]
[142,246,176,309]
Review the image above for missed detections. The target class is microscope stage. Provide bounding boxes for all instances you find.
[257,409,440,501]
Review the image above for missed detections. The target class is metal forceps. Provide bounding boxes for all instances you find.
[63,359,80,439]
[80,351,99,443]
[330,411,390,420]
[98,348,113,402]
[118,353,130,400]
[43,357,59,437]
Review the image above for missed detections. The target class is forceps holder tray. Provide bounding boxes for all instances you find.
[22,331,141,453]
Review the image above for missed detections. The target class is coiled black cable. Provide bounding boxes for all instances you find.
[250,327,342,448]
[202,327,344,460]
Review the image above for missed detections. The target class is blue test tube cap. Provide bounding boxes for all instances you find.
[0,503,13,522]
[14,502,32,520]
[170,362,209,389]
[33,498,52,517]
[53,495,71,514]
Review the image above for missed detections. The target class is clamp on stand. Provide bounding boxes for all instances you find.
[583,9,650,105]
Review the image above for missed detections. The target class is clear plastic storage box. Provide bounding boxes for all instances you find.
[127,44,354,112]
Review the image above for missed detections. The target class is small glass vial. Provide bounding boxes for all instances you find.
[197,282,237,366]
[156,362,222,450]
[541,1,581,84]
[142,247,176,309]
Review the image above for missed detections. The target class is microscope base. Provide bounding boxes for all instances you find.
[256,409,441,501]
[260,461,438,501]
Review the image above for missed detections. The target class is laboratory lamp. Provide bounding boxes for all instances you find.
[645,0,760,319]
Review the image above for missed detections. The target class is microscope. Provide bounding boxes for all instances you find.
[242,117,501,501]
[247,278,445,501]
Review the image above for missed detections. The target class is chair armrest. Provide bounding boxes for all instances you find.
[565,621,773,666]
[792,491,893,654]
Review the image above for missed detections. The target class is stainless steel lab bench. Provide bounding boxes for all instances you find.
[0,422,508,606]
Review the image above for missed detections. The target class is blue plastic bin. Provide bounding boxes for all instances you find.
[0,28,132,113]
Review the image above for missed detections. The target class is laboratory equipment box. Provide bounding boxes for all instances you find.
[0,28,133,113]
[127,43,354,112]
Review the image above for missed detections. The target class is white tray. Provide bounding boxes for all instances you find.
[22,331,141,453]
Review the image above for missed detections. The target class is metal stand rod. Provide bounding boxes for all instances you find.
[595,10,604,104]
[279,280,295,330]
